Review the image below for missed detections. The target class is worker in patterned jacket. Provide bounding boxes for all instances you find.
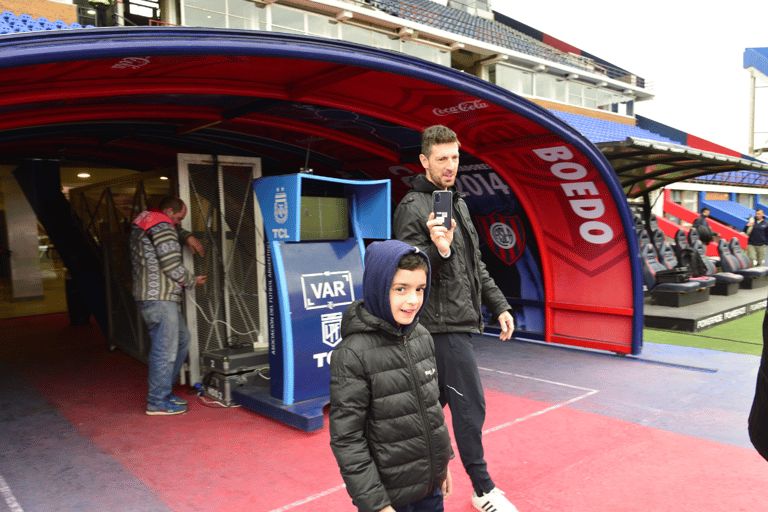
[130,196,206,416]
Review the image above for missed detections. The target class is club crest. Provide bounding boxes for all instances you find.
[476,213,525,265]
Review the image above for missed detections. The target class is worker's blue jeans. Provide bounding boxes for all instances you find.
[139,300,190,406]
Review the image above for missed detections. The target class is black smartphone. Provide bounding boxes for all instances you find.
[432,190,452,230]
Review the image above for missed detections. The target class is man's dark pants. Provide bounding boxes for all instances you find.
[432,332,494,495]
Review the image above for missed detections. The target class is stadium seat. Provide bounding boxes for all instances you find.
[69,23,83,29]
[640,240,709,307]
[730,237,768,270]
[691,238,743,295]
[673,229,689,261]
[36,16,51,26]
[652,229,715,289]
[719,239,768,289]
[53,20,68,29]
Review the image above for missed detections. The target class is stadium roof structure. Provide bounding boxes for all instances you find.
[596,137,768,199]
[744,47,768,78]
[552,110,768,198]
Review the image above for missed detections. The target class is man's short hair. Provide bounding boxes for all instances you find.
[421,125,460,158]
[701,207,710,214]
[398,252,429,274]
[158,196,185,213]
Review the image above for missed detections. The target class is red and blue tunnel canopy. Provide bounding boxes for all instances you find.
[0,27,642,354]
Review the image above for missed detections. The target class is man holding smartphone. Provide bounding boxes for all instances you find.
[394,125,517,512]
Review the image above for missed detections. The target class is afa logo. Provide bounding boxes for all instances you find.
[476,213,525,265]
[274,187,288,225]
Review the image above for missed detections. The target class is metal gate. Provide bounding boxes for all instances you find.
[177,154,266,384]
[69,171,173,361]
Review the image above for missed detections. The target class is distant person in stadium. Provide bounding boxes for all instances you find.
[692,207,719,246]
[746,209,768,266]
[394,125,518,512]
[329,240,453,512]
[130,196,207,416]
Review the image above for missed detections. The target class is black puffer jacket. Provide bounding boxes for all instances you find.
[393,174,511,333]
[329,300,452,512]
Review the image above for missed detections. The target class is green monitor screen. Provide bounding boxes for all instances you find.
[300,196,350,240]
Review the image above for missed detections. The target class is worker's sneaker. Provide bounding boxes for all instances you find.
[167,392,188,405]
[146,399,187,416]
[472,488,519,512]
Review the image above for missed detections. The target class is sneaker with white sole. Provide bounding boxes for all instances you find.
[146,399,187,416]
[167,392,188,405]
[472,488,519,512]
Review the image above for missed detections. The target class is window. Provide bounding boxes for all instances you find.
[494,65,532,96]
[737,193,754,208]
[184,6,226,28]
[179,1,450,67]
[568,82,583,107]
[271,4,304,34]
[583,86,597,109]
[307,12,337,39]
[401,40,447,66]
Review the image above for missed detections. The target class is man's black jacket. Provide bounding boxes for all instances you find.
[393,174,511,333]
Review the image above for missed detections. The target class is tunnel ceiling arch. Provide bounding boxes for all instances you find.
[2,27,642,354]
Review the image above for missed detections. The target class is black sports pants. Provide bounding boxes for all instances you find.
[432,332,494,495]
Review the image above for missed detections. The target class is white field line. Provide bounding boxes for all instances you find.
[270,371,598,511]
[0,474,24,512]
[478,367,600,434]
[268,484,347,512]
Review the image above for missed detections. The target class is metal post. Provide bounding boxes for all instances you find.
[749,71,757,156]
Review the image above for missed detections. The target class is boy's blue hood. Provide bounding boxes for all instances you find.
[363,240,431,331]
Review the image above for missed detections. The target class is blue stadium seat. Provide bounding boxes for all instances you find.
[36,16,51,26]
[1,11,16,22]
[19,13,34,24]
[53,19,68,29]
[69,22,83,29]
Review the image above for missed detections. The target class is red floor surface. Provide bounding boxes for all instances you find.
[5,314,768,511]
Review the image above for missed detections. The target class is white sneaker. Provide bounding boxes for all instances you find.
[472,487,519,512]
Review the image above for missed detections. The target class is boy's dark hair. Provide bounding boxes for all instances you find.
[158,196,185,213]
[398,252,429,274]
[701,207,710,214]
[421,125,460,158]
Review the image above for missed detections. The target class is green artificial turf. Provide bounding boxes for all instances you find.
[644,310,765,355]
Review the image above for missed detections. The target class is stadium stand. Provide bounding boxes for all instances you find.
[702,200,753,231]
[0,10,87,33]
[549,111,677,145]
[371,0,622,80]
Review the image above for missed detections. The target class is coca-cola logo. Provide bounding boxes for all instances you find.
[433,100,488,117]
[112,57,152,70]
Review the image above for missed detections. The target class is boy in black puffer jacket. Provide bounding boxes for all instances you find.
[330,240,453,512]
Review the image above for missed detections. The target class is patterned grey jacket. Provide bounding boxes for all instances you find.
[130,210,196,302]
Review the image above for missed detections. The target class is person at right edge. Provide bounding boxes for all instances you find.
[746,208,768,266]
[749,306,768,463]
[394,124,518,512]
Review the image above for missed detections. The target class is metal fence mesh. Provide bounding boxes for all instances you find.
[187,163,262,356]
